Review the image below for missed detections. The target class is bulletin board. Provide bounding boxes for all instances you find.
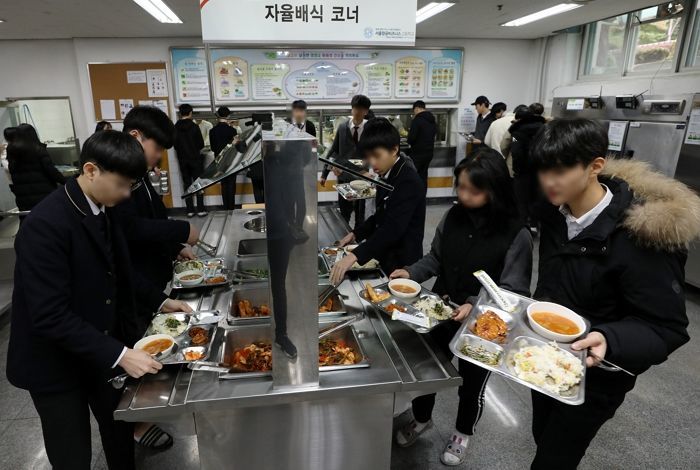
[87,62,171,122]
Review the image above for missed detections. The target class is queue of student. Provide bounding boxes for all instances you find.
[2,96,697,470]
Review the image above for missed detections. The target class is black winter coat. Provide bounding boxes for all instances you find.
[407,111,437,158]
[535,160,693,375]
[7,177,167,393]
[8,143,65,211]
[508,114,546,175]
[352,155,425,273]
[209,122,237,157]
[174,119,204,164]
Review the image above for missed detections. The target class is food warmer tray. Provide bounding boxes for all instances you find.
[232,254,330,283]
[171,258,231,290]
[216,321,371,380]
[448,288,590,405]
[333,183,377,201]
[320,246,381,272]
[227,284,347,324]
[358,281,453,334]
[144,311,220,365]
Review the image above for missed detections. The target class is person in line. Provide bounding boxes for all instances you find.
[484,104,528,160]
[320,94,372,228]
[210,106,239,210]
[529,118,694,469]
[391,149,532,466]
[95,121,113,132]
[5,123,65,212]
[509,108,546,234]
[7,130,191,470]
[490,102,507,120]
[287,100,317,136]
[174,104,206,217]
[470,96,495,148]
[529,102,545,117]
[407,100,437,190]
[330,118,425,284]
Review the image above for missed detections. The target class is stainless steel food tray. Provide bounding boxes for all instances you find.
[232,254,329,283]
[333,183,377,201]
[144,311,220,365]
[216,321,371,379]
[227,284,347,324]
[320,246,381,272]
[171,258,231,290]
[358,281,452,333]
[448,288,590,405]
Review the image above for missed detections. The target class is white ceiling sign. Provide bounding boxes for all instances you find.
[199,0,417,45]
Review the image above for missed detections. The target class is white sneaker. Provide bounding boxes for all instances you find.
[440,434,469,466]
[186,212,195,218]
[197,211,208,217]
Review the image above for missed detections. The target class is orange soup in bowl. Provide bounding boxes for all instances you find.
[531,312,580,335]
[142,339,173,355]
[392,284,418,294]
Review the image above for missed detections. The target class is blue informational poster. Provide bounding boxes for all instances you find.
[170,48,212,104]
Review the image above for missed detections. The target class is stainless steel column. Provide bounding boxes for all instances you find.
[262,124,320,388]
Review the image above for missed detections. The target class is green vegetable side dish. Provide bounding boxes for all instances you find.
[242,269,269,278]
[460,344,501,366]
[164,317,180,329]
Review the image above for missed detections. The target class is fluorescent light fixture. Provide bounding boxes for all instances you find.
[501,3,582,27]
[416,2,455,24]
[132,0,182,24]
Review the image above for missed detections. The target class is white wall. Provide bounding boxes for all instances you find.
[539,31,700,108]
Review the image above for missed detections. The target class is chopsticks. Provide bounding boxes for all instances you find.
[588,351,636,377]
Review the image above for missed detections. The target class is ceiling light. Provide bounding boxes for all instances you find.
[132,0,182,24]
[501,3,582,27]
[416,2,455,24]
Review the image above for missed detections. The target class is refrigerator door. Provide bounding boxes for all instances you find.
[623,121,687,177]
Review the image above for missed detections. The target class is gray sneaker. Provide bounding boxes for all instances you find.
[395,419,433,447]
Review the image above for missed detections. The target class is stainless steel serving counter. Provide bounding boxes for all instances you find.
[115,207,460,469]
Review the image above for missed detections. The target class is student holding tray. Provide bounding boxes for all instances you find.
[389,148,533,466]
[528,118,694,469]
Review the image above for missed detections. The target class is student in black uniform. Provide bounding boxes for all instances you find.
[390,149,532,466]
[7,131,191,470]
[209,106,239,209]
[286,100,317,136]
[329,118,425,284]
[529,119,694,469]
[174,104,206,217]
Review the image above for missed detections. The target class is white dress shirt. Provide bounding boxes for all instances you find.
[559,184,613,240]
[348,118,367,140]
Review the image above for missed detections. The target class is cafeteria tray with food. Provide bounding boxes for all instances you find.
[215,321,371,380]
[448,288,590,405]
[333,182,377,201]
[232,254,330,283]
[360,280,454,333]
[139,311,220,365]
[227,284,347,324]
[320,245,381,272]
[171,258,231,290]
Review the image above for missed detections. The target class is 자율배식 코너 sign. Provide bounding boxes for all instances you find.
[199,0,417,46]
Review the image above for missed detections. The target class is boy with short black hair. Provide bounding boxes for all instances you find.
[529,118,695,469]
[8,130,190,470]
[330,118,425,284]
[288,100,316,137]
[174,103,206,216]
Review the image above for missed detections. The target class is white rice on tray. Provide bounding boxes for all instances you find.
[512,342,584,395]
[151,315,188,336]
[413,297,453,320]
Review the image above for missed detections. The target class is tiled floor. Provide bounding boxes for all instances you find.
[1,204,699,469]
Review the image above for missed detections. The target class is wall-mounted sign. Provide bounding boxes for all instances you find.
[170,48,212,104]
[199,0,417,46]
[208,48,463,105]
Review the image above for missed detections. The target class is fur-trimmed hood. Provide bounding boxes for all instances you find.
[602,159,700,250]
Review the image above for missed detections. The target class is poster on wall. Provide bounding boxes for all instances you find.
[458,107,477,133]
[146,69,168,97]
[607,121,628,152]
[686,107,700,146]
[208,48,463,105]
[200,0,417,46]
[170,48,211,104]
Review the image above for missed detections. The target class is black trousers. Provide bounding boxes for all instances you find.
[513,170,538,226]
[221,175,237,210]
[180,159,205,213]
[339,195,365,229]
[530,367,636,470]
[411,320,490,435]
[411,153,432,192]
[30,378,135,470]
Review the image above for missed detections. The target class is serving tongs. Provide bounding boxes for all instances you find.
[195,239,218,257]
[318,313,362,340]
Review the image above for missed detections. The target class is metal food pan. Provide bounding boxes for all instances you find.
[320,246,381,272]
[227,284,347,324]
[334,183,376,201]
[217,321,370,380]
[171,258,231,290]
[449,287,589,405]
[159,323,218,365]
[237,238,268,257]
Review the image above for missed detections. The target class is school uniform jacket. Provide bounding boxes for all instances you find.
[352,154,426,273]
[7,177,167,393]
[320,123,366,184]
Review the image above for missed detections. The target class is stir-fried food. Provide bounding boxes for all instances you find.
[385,303,407,313]
[319,298,334,313]
[364,283,391,302]
[319,338,357,366]
[231,342,273,372]
[237,300,271,318]
[473,310,509,343]
[188,326,210,345]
